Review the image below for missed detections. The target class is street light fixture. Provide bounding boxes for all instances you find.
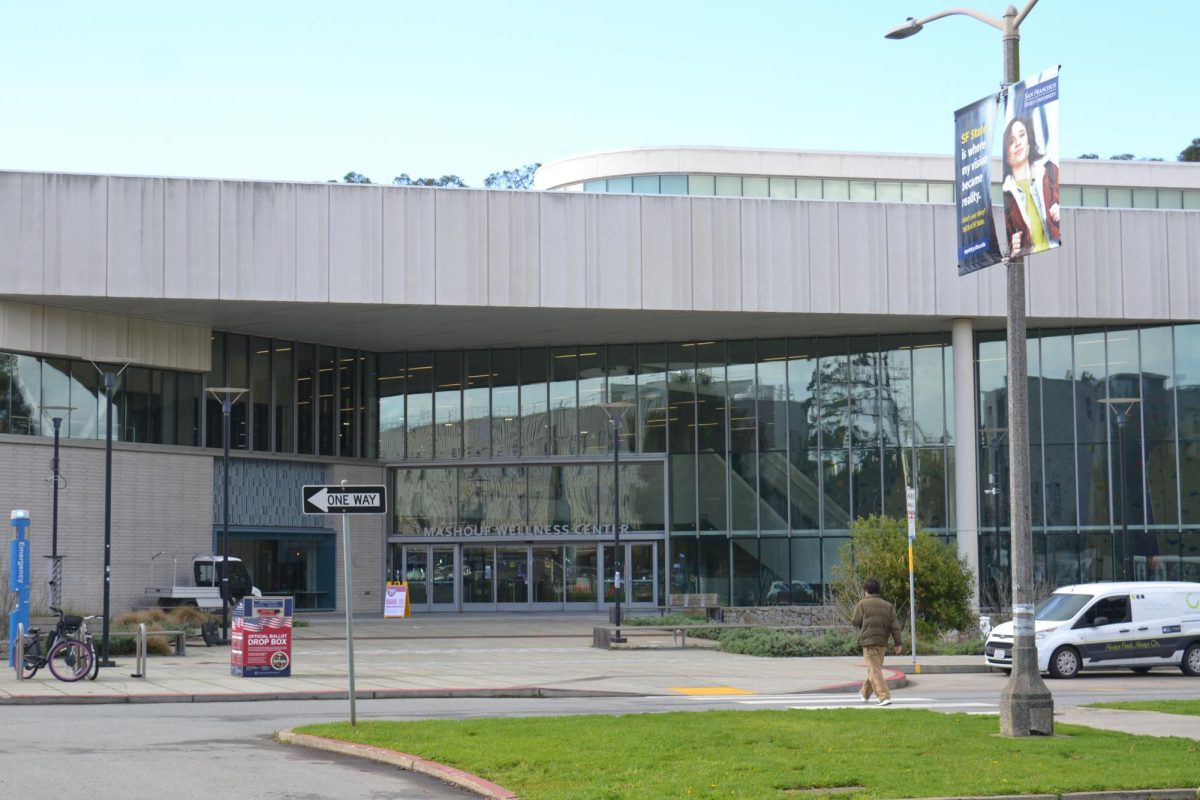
[91,358,130,668]
[41,405,74,610]
[599,396,634,644]
[886,0,1054,736]
[1099,397,1141,581]
[207,386,247,645]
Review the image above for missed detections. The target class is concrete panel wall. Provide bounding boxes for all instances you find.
[3,171,1200,325]
[0,300,210,372]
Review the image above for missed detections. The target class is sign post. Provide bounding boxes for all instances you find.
[905,488,919,672]
[9,510,31,668]
[302,482,388,726]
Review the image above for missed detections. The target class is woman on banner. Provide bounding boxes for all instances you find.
[1002,114,1060,257]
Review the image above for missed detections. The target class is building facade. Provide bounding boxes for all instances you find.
[2,147,1199,615]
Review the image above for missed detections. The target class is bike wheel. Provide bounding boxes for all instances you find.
[48,638,93,682]
[21,640,41,679]
[87,638,100,680]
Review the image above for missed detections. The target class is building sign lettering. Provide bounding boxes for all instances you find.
[420,523,632,537]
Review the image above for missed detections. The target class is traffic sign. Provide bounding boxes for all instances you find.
[302,485,388,515]
[905,487,917,541]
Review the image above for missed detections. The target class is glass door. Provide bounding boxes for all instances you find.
[564,545,598,607]
[496,546,530,609]
[628,543,657,605]
[403,546,429,609]
[430,545,457,610]
[462,545,495,608]
[532,546,564,607]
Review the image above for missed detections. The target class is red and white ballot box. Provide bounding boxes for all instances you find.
[230,596,293,678]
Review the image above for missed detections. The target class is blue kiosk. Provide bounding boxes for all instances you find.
[9,510,31,667]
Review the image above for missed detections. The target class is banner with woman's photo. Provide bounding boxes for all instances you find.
[1001,66,1061,259]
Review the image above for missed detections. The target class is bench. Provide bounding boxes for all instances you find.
[110,629,188,656]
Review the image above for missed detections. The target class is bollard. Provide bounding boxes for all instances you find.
[130,623,147,678]
[15,622,24,680]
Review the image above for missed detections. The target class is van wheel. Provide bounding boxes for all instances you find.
[1130,667,1152,675]
[1048,646,1080,679]
[1182,643,1200,677]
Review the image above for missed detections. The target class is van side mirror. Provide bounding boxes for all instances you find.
[1093,616,1109,627]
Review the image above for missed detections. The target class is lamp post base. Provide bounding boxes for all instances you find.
[999,681,1054,736]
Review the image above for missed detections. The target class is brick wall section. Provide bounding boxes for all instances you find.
[0,438,213,614]
[326,463,389,615]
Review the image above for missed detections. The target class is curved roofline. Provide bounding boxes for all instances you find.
[534,145,1200,191]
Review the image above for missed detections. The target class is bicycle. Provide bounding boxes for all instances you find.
[20,607,95,682]
[74,613,101,680]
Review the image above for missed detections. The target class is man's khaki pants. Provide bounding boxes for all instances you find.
[861,645,890,701]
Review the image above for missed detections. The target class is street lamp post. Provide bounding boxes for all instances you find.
[91,359,130,668]
[42,405,74,611]
[207,387,247,645]
[1099,398,1141,580]
[599,398,634,644]
[887,0,1054,736]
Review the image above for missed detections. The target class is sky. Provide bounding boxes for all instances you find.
[2,1,1196,187]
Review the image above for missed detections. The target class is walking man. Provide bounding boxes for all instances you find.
[851,577,903,706]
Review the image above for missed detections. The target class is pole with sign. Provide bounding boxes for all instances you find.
[302,482,388,726]
[905,487,919,672]
[9,510,31,668]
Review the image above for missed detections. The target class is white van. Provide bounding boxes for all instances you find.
[984,581,1200,678]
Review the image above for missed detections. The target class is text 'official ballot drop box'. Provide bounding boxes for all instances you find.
[231,596,293,677]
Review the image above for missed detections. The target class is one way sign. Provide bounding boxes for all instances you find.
[302,485,388,515]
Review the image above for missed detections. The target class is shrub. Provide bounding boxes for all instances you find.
[831,514,975,640]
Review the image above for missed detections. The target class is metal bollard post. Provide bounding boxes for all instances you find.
[15,623,24,681]
[130,623,147,678]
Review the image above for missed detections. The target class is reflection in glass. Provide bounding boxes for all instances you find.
[697,453,727,532]
[759,451,789,532]
[434,351,462,459]
[379,353,405,458]
[520,348,548,456]
[580,346,611,454]
[463,350,491,457]
[431,546,455,604]
[462,546,493,603]
[394,468,456,533]
[550,346,577,455]
[406,352,434,459]
[496,546,528,604]
[731,538,759,605]
[403,546,428,605]
[628,544,655,603]
[273,343,295,453]
[637,343,667,453]
[879,337,912,446]
[491,349,519,457]
[789,537,821,603]
[295,342,314,454]
[564,545,597,602]
[759,538,790,604]
[532,546,562,603]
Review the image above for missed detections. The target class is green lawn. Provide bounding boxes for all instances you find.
[1088,699,1200,717]
[294,709,1200,799]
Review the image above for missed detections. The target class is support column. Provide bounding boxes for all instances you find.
[952,318,980,611]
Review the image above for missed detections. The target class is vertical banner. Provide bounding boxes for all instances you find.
[1002,66,1061,258]
[954,93,1004,274]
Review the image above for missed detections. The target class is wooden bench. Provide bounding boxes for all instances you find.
[110,629,188,656]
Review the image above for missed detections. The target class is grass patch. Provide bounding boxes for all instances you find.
[295,709,1200,799]
[1088,699,1200,717]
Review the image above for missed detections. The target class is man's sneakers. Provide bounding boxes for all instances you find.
[859,688,871,703]
[877,698,892,707]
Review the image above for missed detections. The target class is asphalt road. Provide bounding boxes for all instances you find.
[2,669,1197,800]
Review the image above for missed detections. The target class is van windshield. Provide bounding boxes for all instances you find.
[1035,592,1092,621]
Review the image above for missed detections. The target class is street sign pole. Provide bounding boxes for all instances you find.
[301,482,387,727]
[906,487,919,671]
[340,479,357,726]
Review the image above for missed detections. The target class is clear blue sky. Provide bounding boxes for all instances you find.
[3,1,1195,186]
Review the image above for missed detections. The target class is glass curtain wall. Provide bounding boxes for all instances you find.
[383,334,956,605]
[977,323,1200,602]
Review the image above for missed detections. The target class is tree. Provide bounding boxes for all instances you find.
[830,514,975,640]
[342,172,372,184]
[1180,138,1200,162]
[392,174,468,187]
[484,163,541,190]
[1109,153,1136,161]
[1077,153,1100,159]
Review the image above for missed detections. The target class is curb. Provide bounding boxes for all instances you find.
[0,685,642,706]
[277,729,517,799]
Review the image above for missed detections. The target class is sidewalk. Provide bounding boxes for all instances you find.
[0,612,953,704]
[2,613,1197,746]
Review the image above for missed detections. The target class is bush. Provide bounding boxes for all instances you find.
[831,514,975,640]
[717,628,861,658]
[105,608,218,656]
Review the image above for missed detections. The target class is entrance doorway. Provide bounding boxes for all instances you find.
[390,541,659,612]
